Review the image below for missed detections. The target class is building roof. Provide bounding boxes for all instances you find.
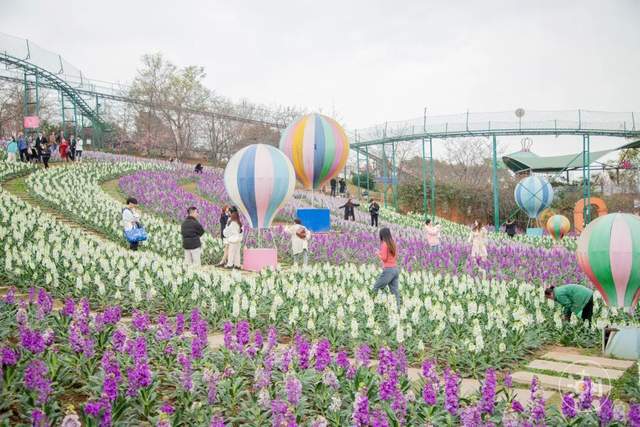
[502,140,640,173]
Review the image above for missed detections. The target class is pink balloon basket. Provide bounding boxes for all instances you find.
[243,248,278,272]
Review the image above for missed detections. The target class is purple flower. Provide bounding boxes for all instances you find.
[352,390,370,426]
[395,347,407,375]
[160,401,175,415]
[132,310,150,332]
[335,351,350,369]
[223,322,234,350]
[285,374,302,405]
[3,287,16,304]
[36,288,53,316]
[254,330,264,351]
[177,353,193,391]
[460,405,481,427]
[210,415,225,427]
[24,360,51,404]
[267,326,277,350]
[322,370,339,390]
[111,329,127,352]
[155,314,173,341]
[346,365,357,380]
[126,359,152,396]
[1,347,19,366]
[175,313,185,336]
[103,306,122,325]
[379,370,398,401]
[511,400,524,413]
[443,368,459,416]
[355,344,371,367]
[628,404,640,426]
[61,298,75,317]
[20,326,46,354]
[421,360,439,405]
[295,334,310,370]
[370,409,389,427]
[236,320,250,348]
[598,395,613,426]
[480,368,497,414]
[390,389,407,423]
[85,400,103,417]
[504,371,513,388]
[32,408,48,427]
[561,393,576,418]
[579,377,593,410]
[314,339,332,372]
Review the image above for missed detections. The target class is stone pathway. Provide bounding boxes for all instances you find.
[511,348,634,396]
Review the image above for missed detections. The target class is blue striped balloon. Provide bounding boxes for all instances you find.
[514,176,554,219]
[224,144,296,229]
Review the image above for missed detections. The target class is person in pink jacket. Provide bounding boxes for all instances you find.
[371,227,401,309]
[424,218,441,251]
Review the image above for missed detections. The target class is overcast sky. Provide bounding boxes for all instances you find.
[1,0,639,157]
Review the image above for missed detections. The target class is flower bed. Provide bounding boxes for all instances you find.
[0,290,637,426]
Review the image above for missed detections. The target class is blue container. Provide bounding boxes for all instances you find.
[296,208,331,232]
[526,227,543,237]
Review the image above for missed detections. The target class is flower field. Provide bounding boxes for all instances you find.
[0,155,638,426]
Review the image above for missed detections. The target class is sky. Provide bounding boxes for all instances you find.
[1,0,639,158]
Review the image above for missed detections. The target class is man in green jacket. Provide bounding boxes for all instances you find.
[545,284,594,323]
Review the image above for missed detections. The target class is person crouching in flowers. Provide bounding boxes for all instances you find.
[468,220,487,260]
[286,218,311,266]
[545,284,594,324]
[122,197,142,251]
[223,210,243,269]
[371,227,401,309]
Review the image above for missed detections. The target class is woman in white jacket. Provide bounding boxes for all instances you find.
[287,218,311,266]
[122,197,141,251]
[223,211,243,269]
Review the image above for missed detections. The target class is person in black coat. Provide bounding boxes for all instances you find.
[339,198,359,221]
[339,178,346,195]
[195,163,203,174]
[330,178,337,197]
[181,207,205,267]
[217,205,230,266]
[369,199,380,227]
[504,219,516,238]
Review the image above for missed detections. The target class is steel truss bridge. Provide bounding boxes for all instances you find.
[0,32,284,147]
[348,109,640,230]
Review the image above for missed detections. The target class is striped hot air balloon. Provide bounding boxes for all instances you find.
[224,144,295,229]
[546,214,571,240]
[576,213,640,308]
[279,113,350,190]
[514,176,554,219]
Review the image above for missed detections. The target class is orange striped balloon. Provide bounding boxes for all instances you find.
[546,214,570,240]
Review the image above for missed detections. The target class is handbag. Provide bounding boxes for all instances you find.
[124,223,148,243]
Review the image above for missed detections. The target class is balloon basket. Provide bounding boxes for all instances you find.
[243,248,278,272]
[526,227,543,237]
[603,325,640,360]
[296,208,331,232]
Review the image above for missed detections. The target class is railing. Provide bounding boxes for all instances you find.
[350,110,640,143]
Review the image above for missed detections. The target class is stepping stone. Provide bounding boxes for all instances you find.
[542,351,634,371]
[527,359,625,380]
[460,379,481,396]
[511,371,611,395]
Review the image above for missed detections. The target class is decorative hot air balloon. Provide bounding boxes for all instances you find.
[576,213,640,308]
[546,214,571,240]
[224,144,295,229]
[514,176,554,219]
[279,113,350,190]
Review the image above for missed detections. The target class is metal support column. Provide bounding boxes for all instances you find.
[356,146,361,198]
[391,141,398,210]
[365,144,370,196]
[382,143,388,208]
[429,137,436,220]
[582,134,591,225]
[491,134,500,231]
[421,138,428,221]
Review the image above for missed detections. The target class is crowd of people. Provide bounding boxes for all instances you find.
[3,132,84,167]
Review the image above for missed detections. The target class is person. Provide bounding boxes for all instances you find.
[69,135,77,161]
[217,205,231,266]
[224,210,243,269]
[287,218,311,266]
[545,284,594,324]
[6,137,18,162]
[40,140,51,169]
[372,227,401,309]
[369,199,380,227]
[35,133,46,163]
[194,163,203,174]
[330,178,337,197]
[17,133,28,162]
[75,137,84,161]
[122,197,142,251]
[468,220,487,259]
[59,138,69,162]
[339,198,360,221]
[28,137,38,163]
[504,218,516,238]
[339,178,346,195]
[424,218,441,251]
[181,206,205,267]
